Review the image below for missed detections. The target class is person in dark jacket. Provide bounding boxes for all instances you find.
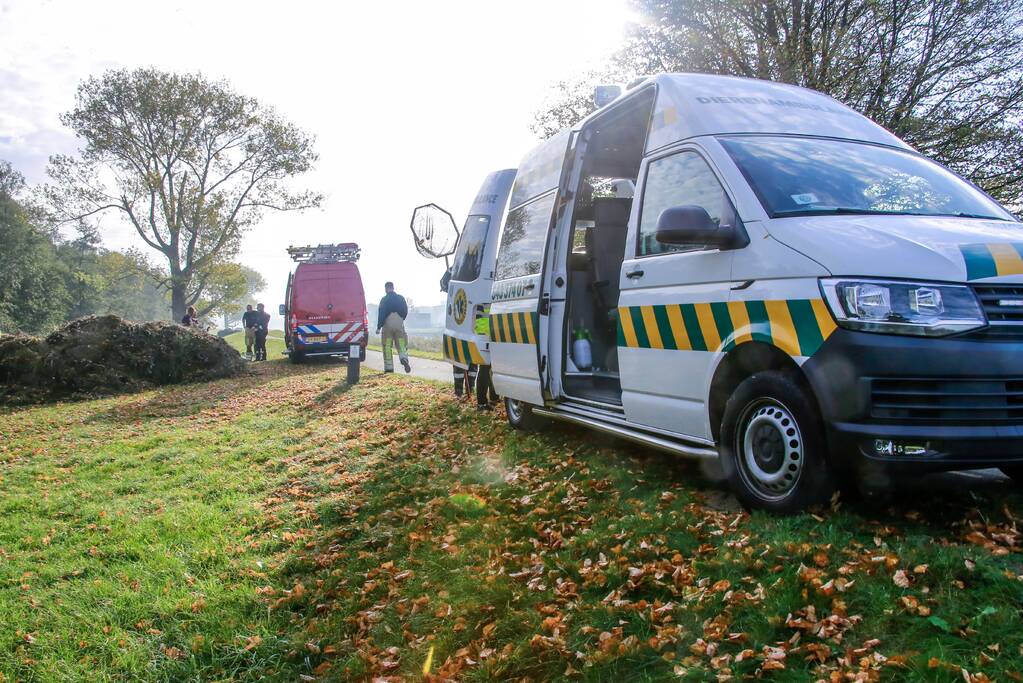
[377,282,410,373]
[181,306,199,327]
[253,303,271,361]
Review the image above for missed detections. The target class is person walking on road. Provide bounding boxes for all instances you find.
[377,282,410,373]
[253,303,271,361]
[241,304,257,359]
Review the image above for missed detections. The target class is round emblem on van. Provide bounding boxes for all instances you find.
[453,288,468,325]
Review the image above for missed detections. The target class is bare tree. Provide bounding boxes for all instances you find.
[533,0,1023,206]
[44,68,323,319]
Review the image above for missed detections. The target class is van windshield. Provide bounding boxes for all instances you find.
[719,136,1014,221]
[450,215,490,282]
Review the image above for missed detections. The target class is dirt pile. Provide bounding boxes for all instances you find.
[0,315,246,404]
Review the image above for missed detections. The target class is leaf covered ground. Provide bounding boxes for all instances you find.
[1,361,1022,682]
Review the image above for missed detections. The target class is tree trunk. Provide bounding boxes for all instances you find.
[171,285,186,323]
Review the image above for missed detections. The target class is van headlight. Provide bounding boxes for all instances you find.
[820,279,985,336]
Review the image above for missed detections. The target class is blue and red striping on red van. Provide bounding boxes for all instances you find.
[295,322,366,345]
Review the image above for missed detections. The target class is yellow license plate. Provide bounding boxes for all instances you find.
[304,334,327,343]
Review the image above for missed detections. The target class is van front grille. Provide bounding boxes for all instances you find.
[871,377,1023,423]
[959,285,1023,341]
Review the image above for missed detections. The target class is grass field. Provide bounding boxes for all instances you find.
[224,329,286,359]
[224,329,445,362]
[1,362,1022,681]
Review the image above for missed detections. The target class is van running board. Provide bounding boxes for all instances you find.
[531,408,719,460]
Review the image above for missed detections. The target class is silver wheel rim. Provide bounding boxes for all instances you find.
[507,399,524,423]
[737,398,804,500]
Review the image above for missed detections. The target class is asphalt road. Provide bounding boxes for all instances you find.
[363,349,452,383]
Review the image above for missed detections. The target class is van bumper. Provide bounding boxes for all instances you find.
[800,329,1023,472]
[293,342,366,360]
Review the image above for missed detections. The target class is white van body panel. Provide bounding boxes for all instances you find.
[443,169,516,369]
[764,215,1023,283]
[639,74,908,153]
[489,276,544,405]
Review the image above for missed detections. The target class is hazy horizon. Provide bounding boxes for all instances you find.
[0,0,635,328]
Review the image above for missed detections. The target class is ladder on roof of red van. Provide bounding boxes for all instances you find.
[287,243,361,263]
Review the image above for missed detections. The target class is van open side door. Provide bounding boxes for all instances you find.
[489,130,573,405]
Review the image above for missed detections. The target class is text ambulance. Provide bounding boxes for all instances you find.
[486,73,1023,511]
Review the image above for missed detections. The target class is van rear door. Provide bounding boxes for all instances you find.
[490,131,572,405]
[443,169,516,368]
[327,264,367,344]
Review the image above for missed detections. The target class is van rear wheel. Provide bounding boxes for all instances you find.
[346,357,360,384]
[720,370,835,513]
[505,398,543,431]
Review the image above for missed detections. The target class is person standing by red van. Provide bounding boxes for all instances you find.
[376,282,410,373]
[241,304,258,359]
[253,303,271,361]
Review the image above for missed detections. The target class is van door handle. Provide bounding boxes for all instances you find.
[524,283,536,291]
[625,269,644,279]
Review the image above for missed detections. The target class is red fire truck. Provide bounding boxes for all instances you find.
[281,243,368,383]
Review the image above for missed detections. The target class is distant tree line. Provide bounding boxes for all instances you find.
[0,159,265,336]
[533,0,1023,208]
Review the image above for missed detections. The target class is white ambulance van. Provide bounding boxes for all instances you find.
[436,170,517,372]
[487,73,1023,512]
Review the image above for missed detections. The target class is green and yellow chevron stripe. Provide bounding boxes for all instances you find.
[490,311,538,344]
[443,334,486,366]
[617,299,837,357]
[960,243,1023,280]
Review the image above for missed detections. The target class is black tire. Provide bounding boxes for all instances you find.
[505,397,544,431]
[346,358,360,384]
[999,466,1023,484]
[290,352,305,364]
[720,370,835,513]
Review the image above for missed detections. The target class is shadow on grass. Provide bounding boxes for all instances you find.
[84,360,329,424]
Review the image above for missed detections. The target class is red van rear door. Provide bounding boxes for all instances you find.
[326,265,366,344]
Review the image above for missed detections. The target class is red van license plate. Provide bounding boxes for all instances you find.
[304,334,327,343]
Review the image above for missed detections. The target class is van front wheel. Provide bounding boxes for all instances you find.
[720,370,835,513]
[505,398,543,431]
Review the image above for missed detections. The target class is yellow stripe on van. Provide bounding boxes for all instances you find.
[665,304,691,350]
[693,303,722,351]
[727,300,753,346]
[524,314,537,344]
[511,313,524,344]
[640,306,664,349]
[989,242,1023,277]
[618,306,640,348]
[810,298,838,341]
[764,300,802,357]
[468,341,485,365]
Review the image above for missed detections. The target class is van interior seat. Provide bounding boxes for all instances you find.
[586,197,632,319]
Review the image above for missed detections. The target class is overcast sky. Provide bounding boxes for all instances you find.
[0,0,634,326]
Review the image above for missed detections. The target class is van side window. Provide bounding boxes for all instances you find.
[638,151,738,256]
[495,193,556,280]
[449,215,491,282]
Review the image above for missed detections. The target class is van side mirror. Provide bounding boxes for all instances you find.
[278,304,285,316]
[655,205,747,250]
